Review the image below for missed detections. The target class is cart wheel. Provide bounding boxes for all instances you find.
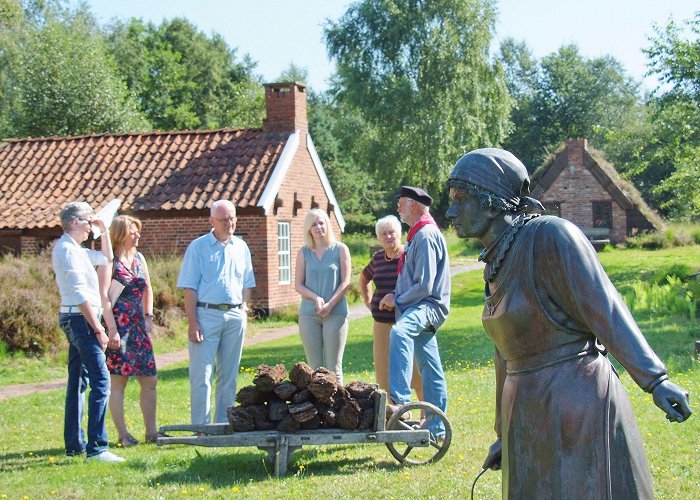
[385,401,451,465]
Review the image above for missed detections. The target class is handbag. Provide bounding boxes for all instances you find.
[108,279,125,304]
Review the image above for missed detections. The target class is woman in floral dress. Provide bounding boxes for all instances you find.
[105,215,162,446]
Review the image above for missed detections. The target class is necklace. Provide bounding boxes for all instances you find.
[384,247,403,261]
[480,214,539,282]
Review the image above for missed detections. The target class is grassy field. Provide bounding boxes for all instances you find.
[0,245,698,498]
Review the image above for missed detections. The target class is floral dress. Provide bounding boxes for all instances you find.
[106,253,157,377]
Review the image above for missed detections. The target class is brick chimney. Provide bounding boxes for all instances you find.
[262,82,308,134]
[565,138,587,167]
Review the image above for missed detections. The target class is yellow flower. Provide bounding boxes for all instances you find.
[232,486,240,493]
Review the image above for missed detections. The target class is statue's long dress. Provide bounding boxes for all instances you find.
[482,215,665,499]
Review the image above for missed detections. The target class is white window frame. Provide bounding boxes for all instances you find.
[277,221,291,284]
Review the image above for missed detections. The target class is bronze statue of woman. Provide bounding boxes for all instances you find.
[445,148,692,498]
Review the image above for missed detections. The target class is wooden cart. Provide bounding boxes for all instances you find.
[157,391,451,476]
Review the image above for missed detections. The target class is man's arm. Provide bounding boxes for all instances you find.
[395,233,440,309]
[242,287,252,313]
[78,300,109,351]
[183,288,203,343]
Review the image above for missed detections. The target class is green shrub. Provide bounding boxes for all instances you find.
[147,254,185,311]
[0,252,63,355]
[0,250,187,356]
[625,231,672,249]
[627,223,700,249]
[652,263,692,285]
[623,275,697,320]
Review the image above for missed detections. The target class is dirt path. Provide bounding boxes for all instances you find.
[0,260,483,402]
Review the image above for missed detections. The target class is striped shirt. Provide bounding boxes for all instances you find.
[361,249,400,324]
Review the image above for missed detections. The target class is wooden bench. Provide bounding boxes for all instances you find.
[582,227,610,251]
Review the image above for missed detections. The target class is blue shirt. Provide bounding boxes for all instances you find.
[177,230,256,304]
[395,224,451,329]
[52,233,109,309]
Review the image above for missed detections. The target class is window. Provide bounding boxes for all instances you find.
[278,222,291,284]
[592,202,612,228]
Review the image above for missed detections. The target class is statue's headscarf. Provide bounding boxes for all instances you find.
[447,148,544,213]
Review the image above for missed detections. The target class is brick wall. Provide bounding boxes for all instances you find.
[266,140,342,314]
[539,139,627,244]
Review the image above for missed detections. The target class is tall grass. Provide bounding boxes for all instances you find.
[626,222,700,249]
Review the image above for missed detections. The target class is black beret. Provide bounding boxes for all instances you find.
[396,185,433,206]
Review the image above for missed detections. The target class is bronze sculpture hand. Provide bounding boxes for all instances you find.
[652,380,693,422]
[482,438,502,470]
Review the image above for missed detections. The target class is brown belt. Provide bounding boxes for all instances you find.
[506,340,599,374]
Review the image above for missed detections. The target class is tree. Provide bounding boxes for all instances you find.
[501,44,641,171]
[3,3,147,137]
[308,91,387,233]
[0,0,26,137]
[639,13,700,219]
[276,63,309,86]
[105,17,264,131]
[324,0,510,196]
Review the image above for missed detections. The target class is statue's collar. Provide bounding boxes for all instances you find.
[479,213,539,282]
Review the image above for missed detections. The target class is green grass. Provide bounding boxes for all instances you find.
[1,257,699,498]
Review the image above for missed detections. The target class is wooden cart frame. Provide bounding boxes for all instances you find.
[158,392,452,476]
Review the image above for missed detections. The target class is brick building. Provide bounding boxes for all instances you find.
[0,82,344,315]
[530,139,661,245]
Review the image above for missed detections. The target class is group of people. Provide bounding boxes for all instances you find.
[53,147,692,498]
[53,204,160,462]
[52,198,255,461]
[294,188,451,439]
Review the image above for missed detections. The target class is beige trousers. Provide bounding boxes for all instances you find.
[373,321,423,400]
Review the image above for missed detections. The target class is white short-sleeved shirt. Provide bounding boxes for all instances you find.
[52,233,108,310]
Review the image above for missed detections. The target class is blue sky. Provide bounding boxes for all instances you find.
[85,0,698,92]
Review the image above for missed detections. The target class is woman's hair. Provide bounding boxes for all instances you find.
[375,215,402,238]
[303,208,336,248]
[59,201,92,231]
[109,215,142,255]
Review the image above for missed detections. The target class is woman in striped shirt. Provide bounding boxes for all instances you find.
[360,215,423,399]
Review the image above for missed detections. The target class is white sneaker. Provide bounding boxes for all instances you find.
[87,450,125,463]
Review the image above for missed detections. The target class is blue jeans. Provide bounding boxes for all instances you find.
[389,305,448,437]
[189,307,247,425]
[59,313,110,457]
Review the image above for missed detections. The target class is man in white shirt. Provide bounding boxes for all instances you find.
[52,201,124,463]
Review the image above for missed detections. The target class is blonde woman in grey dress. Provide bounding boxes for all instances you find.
[294,209,351,384]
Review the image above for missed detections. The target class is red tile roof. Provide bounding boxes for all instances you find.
[0,129,290,229]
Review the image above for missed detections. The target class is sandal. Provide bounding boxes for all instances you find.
[118,433,139,447]
[145,431,170,443]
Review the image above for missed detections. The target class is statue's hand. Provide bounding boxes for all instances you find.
[652,380,692,423]
[482,438,502,470]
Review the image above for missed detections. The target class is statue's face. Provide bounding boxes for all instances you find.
[446,187,491,240]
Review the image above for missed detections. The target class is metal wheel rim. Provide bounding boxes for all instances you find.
[385,401,452,465]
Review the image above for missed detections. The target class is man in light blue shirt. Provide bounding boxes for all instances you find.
[177,200,256,425]
[52,201,124,463]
